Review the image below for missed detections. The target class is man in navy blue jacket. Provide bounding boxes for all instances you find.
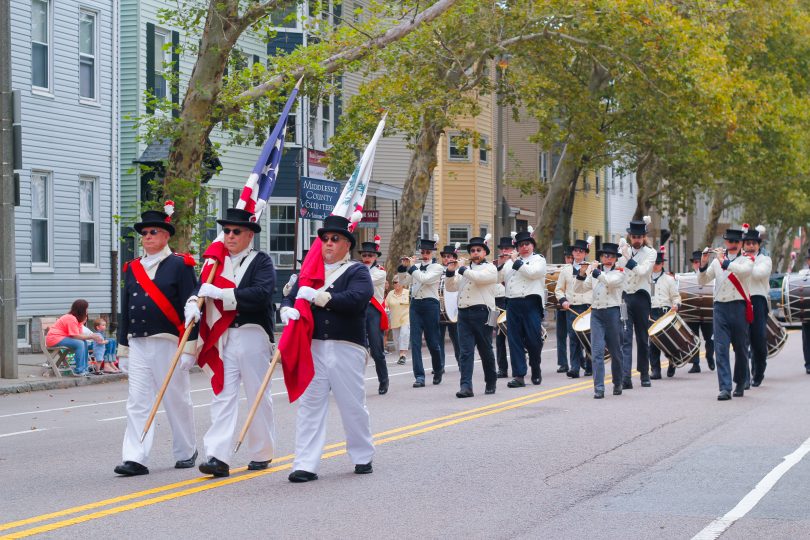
[281,215,375,482]
[185,208,277,478]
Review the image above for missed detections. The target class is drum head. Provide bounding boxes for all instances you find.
[572,311,591,332]
[444,290,459,322]
[649,310,676,335]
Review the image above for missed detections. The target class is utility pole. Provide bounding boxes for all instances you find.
[1,0,19,378]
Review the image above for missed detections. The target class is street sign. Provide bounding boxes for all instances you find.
[299,176,341,220]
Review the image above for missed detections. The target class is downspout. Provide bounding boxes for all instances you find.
[110,0,120,331]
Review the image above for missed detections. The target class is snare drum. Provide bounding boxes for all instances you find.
[782,272,810,323]
[571,308,610,362]
[648,309,700,368]
[676,273,714,323]
[496,309,548,341]
[766,312,788,358]
[545,265,563,310]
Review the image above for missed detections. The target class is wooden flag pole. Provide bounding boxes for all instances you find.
[139,259,219,443]
[233,347,281,454]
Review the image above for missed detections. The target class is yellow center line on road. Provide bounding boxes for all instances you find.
[1,377,601,538]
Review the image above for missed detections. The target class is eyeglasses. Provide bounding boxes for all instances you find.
[140,229,161,236]
[360,253,376,257]
[320,234,343,243]
[517,241,533,247]
[222,228,244,236]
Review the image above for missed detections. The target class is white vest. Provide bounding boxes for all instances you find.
[502,253,546,301]
[618,245,657,294]
[554,263,593,305]
[445,261,497,309]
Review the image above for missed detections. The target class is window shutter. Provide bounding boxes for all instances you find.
[172,31,180,118]
[146,23,155,114]
[334,76,342,129]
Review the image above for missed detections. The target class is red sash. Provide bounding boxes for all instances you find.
[129,258,186,336]
[727,272,754,323]
[371,297,389,331]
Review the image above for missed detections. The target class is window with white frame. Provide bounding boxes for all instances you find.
[479,224,488,238]
[31,171,51,264]
[270,2,300,28]
[79,177,98,265]
[17,321,30,348]
[539,152,548,182]
[308,96,334,150]
[448,135,471,162]
[79,10,98,101]
[153,28,169,100]
[284,103,302,145]
[31,0,51,91]
[448,225,470,246]
[478,135,490,165]
[269,203,296,268]
[421,213,432,239]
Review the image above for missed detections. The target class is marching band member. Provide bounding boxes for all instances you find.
[115,206,198,476]
[801,249,810,375]
[398,235,445,387]
[648,248,681,379]
[555,248,575,374]
[617,217,657,389]
[359,236,390,395]
[742,225,772,387]
[445,235,499,397]
[282,215,375,482]
[438,243,462,368]
[686,251,715,373]
[494,235,516,378]
[189,208,277,478]
[699,227,754,400]
[555,238,594,378]
[502,227,546,388]
[573,243,626,399]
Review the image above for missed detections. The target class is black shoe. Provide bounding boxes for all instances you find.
[667,364,676,378]
[613,385,623,396]
[248,460,271,471]
[806,367,810,374]
[288,470,318,483]
[496,370,508,378]
[751,379,762,388]
[557,366,568,373]
[507,378,525,388]
[622,380,633,390]
[594,390,604,399]
[199,457,230,478]
[413,380,425,388]
[485,384,496,395]
[432,374,442,385]
[708,359,716,371]
[531,375,542,385]
[378,380,389,395]
[733,385,744,397]
[717,390,732,401]
[744,381,750,390]
[584,368,593,376]
[650,368,661,380]
[640,378,652,388]
[354,462,373,474]
[397,356,406,365]
[566,370,580,379]
[175,449,198,469]
[688,364,701,374]
[114,461,149,476]
[456,388,474,398]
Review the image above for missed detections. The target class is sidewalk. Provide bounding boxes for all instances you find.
[0,353,128,395]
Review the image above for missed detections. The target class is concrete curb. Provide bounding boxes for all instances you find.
[0,373,129,395]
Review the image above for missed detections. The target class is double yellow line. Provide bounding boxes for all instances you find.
[1,378,598,539]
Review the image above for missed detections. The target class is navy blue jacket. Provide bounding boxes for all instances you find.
[196,251,276,340]
[118,253,199,346]
[282,262,373,347]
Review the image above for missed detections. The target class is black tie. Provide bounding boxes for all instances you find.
[420,264,427,271]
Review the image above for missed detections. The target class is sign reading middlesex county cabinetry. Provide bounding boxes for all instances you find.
[299,176,341,220]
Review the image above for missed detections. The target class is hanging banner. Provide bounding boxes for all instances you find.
[299,176,341,220]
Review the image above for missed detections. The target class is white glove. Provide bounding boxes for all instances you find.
[184,301,201,326]
[282,274,298,296]
[179,353,196,370]
[313,291,331,308]
[280,306,300,324]
[619,238,631,259]
[199,283,224,300]
[296,286,317,302]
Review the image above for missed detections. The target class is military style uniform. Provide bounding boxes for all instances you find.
[555,239,594,377]
[743,227,772,386]
[649,264,681,378]
[360,240,390,395]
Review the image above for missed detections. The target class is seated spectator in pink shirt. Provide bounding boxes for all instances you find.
[46,299,103,376]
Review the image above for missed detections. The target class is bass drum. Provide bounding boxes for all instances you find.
[766,312,788,358]
[496,310,548,341]
[676,273,714,323]
[544,265,564,310]
[648,309,700,368]
[571,308,610,362]
[782,272,810,323]
[439,275,458,324]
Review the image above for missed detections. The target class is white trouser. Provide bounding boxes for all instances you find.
[392,325,410,351]
[122,337,195,465]
[203,326,276,464]
[293,339,374,473]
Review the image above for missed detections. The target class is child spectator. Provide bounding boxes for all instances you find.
[91,318,120,373]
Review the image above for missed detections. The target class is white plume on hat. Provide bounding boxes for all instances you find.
[454,241,461,251]
[742,223,750,234]
[350,210,363,224]
[586,235,594,248]
[374,234,381,248]
[484,233,492,245]
[433,233,440,243]
[163,200,175,222]
[510,231,517,239]
[755,225,766,234]
[527,225,534,235]
[642,215,651,225]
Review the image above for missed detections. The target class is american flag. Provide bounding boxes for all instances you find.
[197,80,300,394]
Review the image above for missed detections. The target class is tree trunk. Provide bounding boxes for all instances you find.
[771,223,788,272]
[702,193,725,248]
[384,117,443,282]
[632,149,657,221]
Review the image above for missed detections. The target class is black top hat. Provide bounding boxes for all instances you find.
[217,207,261,233]
[742,225,765,243]
[627,217,651,235]
[466,236,490,256]
[417,237,438,251]
[598,242,620,256]
[134,209,175,236]
[497,236,515,249]
[439,244,459,258]
[359,241,381,256]
[723,228,744,242]
[690,250,703,262]
[655,251,666,264]
[568,239,590,253]
[513,229,536,246]
[317,215,356,249]
[563,247,573,257]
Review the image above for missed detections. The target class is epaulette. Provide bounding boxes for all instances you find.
[174,252,197,266]
[667,272,675,277]
[122,259,136,273]
[378,265,385,271]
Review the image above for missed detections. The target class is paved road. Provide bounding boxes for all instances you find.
[1,331,809,539]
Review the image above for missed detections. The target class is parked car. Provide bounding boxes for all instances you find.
[769,273,786,322]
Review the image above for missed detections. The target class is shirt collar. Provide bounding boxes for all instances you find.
[142,245,172,270]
